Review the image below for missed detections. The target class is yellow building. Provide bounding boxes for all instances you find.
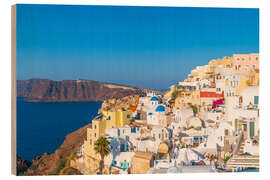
[83,114,107,159]
[208,56,232,70]
[207,56,232,81]
[83,109,133,158]
[131,152,154,174]
[165,85,177,99]
[183,56,232,84]
[174,90,200,109]
[235,76,249,96]
[103,109,133,128]
[184,77,193,82]
[247,69,259,86]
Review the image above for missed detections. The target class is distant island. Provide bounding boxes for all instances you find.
[17,79,164,102]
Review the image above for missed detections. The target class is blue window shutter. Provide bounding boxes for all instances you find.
[249,122,255,138]
[254,96,259,105]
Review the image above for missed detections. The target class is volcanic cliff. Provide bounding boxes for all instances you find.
[17,79,163,102]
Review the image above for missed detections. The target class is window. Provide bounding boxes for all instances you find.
[94,125,97,129]
[94,133,96,137]
[127,114,130,118]
[90,139,92,145]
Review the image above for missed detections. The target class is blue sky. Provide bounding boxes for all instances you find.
[16,4,259,90]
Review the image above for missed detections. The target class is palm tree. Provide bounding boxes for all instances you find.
[94,137,110,174]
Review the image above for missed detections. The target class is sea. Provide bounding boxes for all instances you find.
[16,97,102,161]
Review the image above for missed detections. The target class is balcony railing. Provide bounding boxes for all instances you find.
[235,105,258,110]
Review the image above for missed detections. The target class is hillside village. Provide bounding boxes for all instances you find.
[70,53,259,174]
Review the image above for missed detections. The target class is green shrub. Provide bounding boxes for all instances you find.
[223,155,232,163]
[169,90,179,104]
[188,103,198,115]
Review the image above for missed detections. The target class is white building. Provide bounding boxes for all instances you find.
[225,86,259,139]
[205,111,224,122]
[151,125,171,142]
[214,121,234,147]
[224,73,248,97]
[147,105,166,126]
[215,65,232,93]
[197,79,211,90]
[243,139,259,155]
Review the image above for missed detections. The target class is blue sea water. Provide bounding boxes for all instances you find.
[16,97,102,161]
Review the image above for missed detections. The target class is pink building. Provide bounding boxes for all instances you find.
[232,53,259,74]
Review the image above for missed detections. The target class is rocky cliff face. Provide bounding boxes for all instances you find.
[17,79,160,102]
[16,157,31,175]
[23,124,90,175]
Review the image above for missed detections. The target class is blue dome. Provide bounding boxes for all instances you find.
[150,96,159,101]
[148,112,153,116]
[155,105,165,112]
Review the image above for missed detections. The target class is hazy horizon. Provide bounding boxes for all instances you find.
[16,4,259,89]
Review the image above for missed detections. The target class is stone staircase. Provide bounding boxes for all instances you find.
[226,132,259,171]
[226,155,259,170]
[237,141,245,155]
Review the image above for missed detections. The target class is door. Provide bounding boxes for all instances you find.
[249,122,255,138]
[225,129,229,136]
[235,119,238,131]
[243,124,248,139]
[254,96,259,105]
